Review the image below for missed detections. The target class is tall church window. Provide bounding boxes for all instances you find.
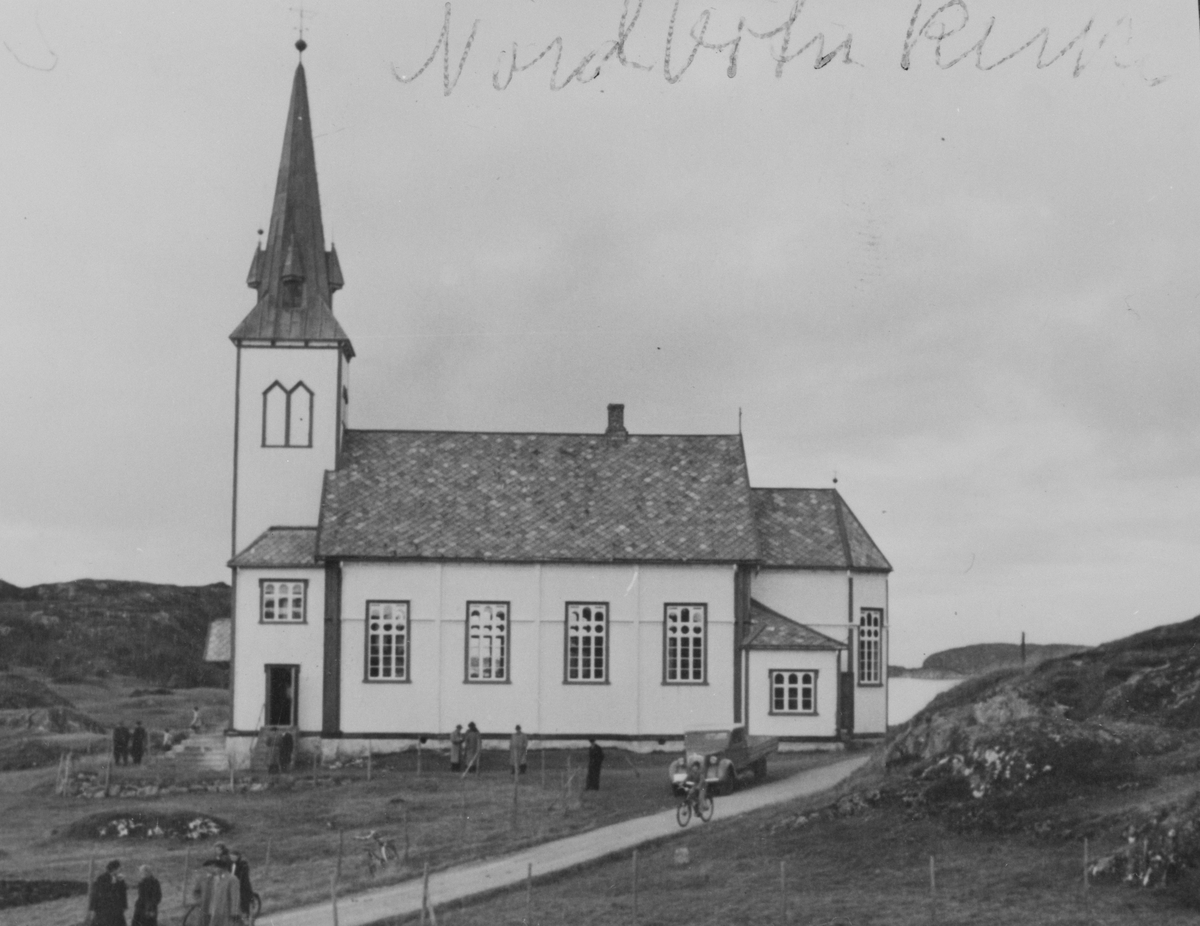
[664,604,706,683]
[770,670,817,714]
[262,383,288,446]
[565,603,607,683]
[366,601,409,681]
[262,381,314,447]
[466,602,509,682]
[260,580,306,622]
[287,383,313,447]
[858,608,883,685]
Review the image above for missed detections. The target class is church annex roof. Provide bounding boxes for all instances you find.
[230,61,353,356]
[743,599,846,650]
[229,526,320,568]
[316,429,760,564]
[751,488,891,572]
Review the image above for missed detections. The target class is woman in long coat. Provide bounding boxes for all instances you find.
[463,722,482,773]
[130,865,161,926]
[90,860,128,926]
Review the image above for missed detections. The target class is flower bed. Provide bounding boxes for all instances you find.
[65,810,231,841]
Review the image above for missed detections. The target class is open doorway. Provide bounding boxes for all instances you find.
[265,665,298,727]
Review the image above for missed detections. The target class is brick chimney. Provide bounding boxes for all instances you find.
[605,403,628,438]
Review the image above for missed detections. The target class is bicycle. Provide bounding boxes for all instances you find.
[181,890,261,925]
[357,829,400,875]
[675,782,714,827]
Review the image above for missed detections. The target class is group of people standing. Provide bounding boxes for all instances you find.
[87,860,160,926]
[110,721,149,766]
[446,723,605,789]
[87,844,252,926]
[191,843,254,926]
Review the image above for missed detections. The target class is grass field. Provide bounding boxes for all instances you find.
[0,680,841,926]
[434,769,1200,926]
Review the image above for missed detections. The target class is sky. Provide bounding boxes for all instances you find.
[0,0,1197,667]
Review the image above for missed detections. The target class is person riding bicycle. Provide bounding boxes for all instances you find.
[682,760,707,808]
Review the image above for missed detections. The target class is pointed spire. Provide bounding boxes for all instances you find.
[326,244,344,292]
[231,54,352,356]
[246,242,264,289]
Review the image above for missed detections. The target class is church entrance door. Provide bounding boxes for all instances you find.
[265,665,298,727]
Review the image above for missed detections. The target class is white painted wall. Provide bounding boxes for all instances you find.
[748,567,890,736]
[233,344,344,554]
[851,571,888,734]
[746,649,839,739]
[337,561,736,737]
[231,567,326,732]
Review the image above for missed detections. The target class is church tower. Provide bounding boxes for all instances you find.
[230,47,353,556]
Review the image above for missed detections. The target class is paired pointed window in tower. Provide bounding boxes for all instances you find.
[262,381,314,448]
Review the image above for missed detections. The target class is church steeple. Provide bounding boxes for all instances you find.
[231,55,353,357]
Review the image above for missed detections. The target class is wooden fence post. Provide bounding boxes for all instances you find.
[780,860,787,925]
[85,855,95,920]
[929,855,936,925]
[330,871,339,926]
[420,862,430,926]
[181,845,191,907]
[264,838,272,888]
[404,805,411,864]
[632,849,639,926]
[417,740,423,777]
[526,862,533,926]
[367,743,372,782]
[336,829,344,884]
[540,743,546,789]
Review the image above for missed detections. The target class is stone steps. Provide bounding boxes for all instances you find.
[162,732,231,772]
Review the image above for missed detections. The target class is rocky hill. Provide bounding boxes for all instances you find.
[884,613,1200,896]
[0,579,229,688]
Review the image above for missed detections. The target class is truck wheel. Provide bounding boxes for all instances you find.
[752,758,767,780]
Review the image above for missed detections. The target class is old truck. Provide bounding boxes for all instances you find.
[668,726,779,795]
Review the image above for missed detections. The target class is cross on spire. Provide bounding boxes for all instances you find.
[292,4,312,53]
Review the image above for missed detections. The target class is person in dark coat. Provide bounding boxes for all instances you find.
[130,865,161,926]
[112,722,130,766]
[130,722,147,765]
[277,729,294,772]
[231,850,254,918]
[585,739,605,791]
[90,859,128,926]
[463,722,482,774]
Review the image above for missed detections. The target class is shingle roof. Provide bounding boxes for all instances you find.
[751,488,890,571]
[230,62,353,356]
[230,527,319,568]
[743,599,845,650]
[204,619,232,662]
[316,430,760,563]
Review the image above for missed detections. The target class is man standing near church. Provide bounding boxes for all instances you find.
[112,722,130,767]
[509,725,529,775]
[89,859,128,926]
[130,721,147,765]
[585,739,605,791]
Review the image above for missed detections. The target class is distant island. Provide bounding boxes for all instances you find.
[890,642,1090,679]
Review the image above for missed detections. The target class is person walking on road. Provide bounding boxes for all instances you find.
[449,724,465,772]
[130,864,161,926]
[90,859,128,926]
[509,725,529,775]
[130,721,147,765]
[585,739,605,791]
[463,722,481,774]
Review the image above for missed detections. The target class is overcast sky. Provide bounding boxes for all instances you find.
[0,1,1196,666]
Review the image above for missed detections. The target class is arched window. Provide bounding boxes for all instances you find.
[466,602,509,682]
[288,382,313,448]
[261,381,314,448]
[565,603,607,683]
[664,604,706,683]
[262,382,288,446]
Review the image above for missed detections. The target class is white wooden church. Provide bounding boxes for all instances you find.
[215,53,892,761]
